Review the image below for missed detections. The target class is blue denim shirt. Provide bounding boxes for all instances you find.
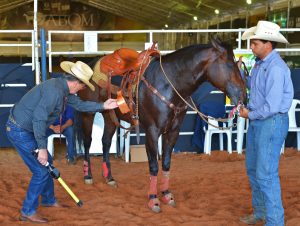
[52,105,74,126]
[11,77,104,149]
[246,50,294,120]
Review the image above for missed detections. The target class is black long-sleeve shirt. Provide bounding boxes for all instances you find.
[11,77,104,149]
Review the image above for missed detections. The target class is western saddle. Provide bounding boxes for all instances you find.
[96,43,160,135]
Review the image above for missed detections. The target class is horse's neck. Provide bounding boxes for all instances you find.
[163,57,206,97]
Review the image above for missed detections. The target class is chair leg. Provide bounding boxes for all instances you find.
[204,133,208,154]
[47,136,54,157]
[236,117,245,154]
[119,121,126,156]
[158,135,162,156]
[204,132,211,155]
[208,132,212,155]
[227,132,232,154]
[125,131,130,163]
[219,134,224,151]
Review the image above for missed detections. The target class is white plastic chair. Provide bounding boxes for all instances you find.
[203,117,232,155]
[119,120,162,163]
[233,116,249,154]
[281,99,300,154]
[47,134,66,157]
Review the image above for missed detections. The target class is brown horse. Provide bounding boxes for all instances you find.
[75,37,246,212]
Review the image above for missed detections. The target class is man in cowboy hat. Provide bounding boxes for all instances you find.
[239,21,294,225]
[6,61,118,223]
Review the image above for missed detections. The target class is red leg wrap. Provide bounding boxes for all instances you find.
[102,162,109,178]
[83,161,89,177]
[148,175,158,196]
[160,171,170,192]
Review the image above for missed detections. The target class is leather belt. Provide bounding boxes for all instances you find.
[8,115,20,126]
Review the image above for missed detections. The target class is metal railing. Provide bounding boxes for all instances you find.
[0,30,35,70]
[47,28,300,72]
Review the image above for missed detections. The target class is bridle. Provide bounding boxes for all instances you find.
[157,54,246,130]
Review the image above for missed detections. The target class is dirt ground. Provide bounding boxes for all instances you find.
[0,146,300,226]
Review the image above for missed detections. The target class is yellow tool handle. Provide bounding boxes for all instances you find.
[58,177,83,206]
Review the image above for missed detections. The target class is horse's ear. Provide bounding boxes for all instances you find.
[210,35,225,54]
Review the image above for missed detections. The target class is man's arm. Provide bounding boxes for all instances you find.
[61,119,73,132]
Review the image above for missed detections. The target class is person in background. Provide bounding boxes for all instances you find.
[239,21,294,226]
[191,82,225,153]
[47,104,76,165]
[6,61,118,223]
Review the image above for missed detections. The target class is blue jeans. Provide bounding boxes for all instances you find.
[246,113,288,226]
[6,118,56,216]
[46,126,75,160]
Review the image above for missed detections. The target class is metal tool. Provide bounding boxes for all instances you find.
[33,150,83,207]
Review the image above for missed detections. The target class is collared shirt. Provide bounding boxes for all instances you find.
[246,49,294,120]
[11,77,104,149]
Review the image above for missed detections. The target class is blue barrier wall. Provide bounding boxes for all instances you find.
[0,64,35,147]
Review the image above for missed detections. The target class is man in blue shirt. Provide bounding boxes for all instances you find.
[6,61,118,223]
[239,21,294,226]
[47,105,76,165]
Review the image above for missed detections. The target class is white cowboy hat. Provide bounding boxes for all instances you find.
[242,20,288,44]
[60,61,95,91]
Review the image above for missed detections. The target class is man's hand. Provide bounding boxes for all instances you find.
[50,125,60,133]
[37,149,48,165]
[103,98,118,110]
[239,106,249,119]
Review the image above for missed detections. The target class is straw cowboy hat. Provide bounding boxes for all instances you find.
[242,20,288,44]
[60,61,95,91]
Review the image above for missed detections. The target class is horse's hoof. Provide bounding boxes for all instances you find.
[167,199,176,207]
[150,205,161,213]
[84,176,93,184]
[161,193,176,207]
[107,180,117,188]
[148,197,161,213]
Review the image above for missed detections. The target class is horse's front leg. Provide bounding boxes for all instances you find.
[82,114,94,184]
[159,128,180,207]
[83,136,93,184]
[145,128,161,213]
[101,122,117,187]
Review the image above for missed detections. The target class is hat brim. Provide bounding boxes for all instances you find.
[60,61,95,91]
[242,26,288,44]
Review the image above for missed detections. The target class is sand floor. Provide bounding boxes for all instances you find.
[0,146,300,226]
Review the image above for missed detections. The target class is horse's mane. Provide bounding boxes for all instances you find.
[163,40,234,60]
[88,56,102,69]
[164,43,211,58]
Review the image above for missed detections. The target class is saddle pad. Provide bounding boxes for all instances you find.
[92,58,120,95]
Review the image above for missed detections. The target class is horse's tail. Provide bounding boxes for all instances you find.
[73,110,85,155]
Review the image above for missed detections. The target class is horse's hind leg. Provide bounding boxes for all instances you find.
[159,128,181,207]
[101,117,117,187]
[144,128,161,213]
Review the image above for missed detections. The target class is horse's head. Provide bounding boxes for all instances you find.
[206,37,246,105]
